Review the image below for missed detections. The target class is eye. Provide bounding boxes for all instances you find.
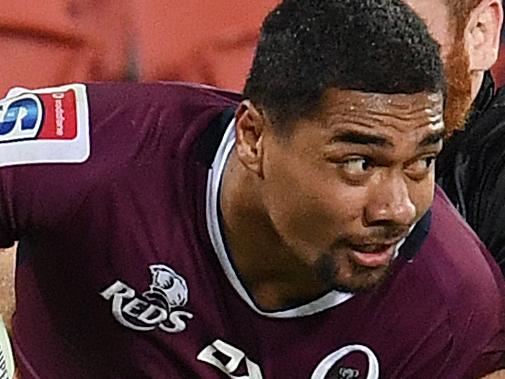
[405,155,436,179]
[341,157,372,175]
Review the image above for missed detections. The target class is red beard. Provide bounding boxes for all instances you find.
[443,38,473,137]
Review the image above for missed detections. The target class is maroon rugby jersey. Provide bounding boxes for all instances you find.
[0,82,504,378]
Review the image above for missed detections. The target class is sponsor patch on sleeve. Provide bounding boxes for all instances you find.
[0,83,90,167]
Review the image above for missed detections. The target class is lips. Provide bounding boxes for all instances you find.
[348,242,399,268]
[351,244,391,253]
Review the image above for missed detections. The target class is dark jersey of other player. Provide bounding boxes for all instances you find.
[437,72,505,274]
[0,82,504,378]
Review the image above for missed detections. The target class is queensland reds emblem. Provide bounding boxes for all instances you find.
[311,345,379,379]
[100,264,194,333]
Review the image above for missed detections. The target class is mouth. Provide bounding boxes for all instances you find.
[348,241,402,268]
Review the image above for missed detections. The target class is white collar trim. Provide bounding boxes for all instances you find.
[205,119,356,318]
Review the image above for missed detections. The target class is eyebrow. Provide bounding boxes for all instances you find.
[331,131,393,147]
[331,129,445,149]
[419,131,444,147]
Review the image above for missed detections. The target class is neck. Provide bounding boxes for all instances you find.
[220,150,328,311]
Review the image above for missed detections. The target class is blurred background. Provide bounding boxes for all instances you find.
[0,0,280,96]
[1,0,505,96]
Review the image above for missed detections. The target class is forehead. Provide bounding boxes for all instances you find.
[402,0,453,56]
[317,89,444,127]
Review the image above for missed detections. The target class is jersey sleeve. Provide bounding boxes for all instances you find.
[398,287,505,379]
[462,248,505,378]
[0,84,91,247]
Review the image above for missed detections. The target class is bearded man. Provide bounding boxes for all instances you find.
[405,0,505,273]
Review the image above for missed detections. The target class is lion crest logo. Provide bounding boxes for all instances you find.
[144,264,189,310]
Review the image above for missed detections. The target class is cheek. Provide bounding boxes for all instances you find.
[262,155,365,244]
[410,173,436,218]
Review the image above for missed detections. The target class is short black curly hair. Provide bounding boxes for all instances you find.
[243,0,446,132]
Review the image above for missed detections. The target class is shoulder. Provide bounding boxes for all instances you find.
[1,81,241,127]
[84,81,240,159]
[424,187,503,293]
[471,88,505,167]
[0,82,239,168]
[85,81,242,113]
[397,187,505,373]
[415,187,504,328]
[472,94,505,192]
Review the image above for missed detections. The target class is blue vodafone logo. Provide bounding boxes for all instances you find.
[0,94,43,142]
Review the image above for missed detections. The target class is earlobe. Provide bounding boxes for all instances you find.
[467,0,503,71]
[234,101,265,177]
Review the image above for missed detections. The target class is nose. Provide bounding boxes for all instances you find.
[365,173,416,227]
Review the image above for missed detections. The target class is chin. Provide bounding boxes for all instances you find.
[314,250,393,293]
[333,264,392,294]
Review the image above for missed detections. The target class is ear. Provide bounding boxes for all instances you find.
[234,100,266,176]
[466,0,503,71]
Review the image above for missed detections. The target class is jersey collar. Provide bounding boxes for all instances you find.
[205,116,430,317]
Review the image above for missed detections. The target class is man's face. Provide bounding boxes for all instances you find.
[260,90,444,292]
[403,0,474,135]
